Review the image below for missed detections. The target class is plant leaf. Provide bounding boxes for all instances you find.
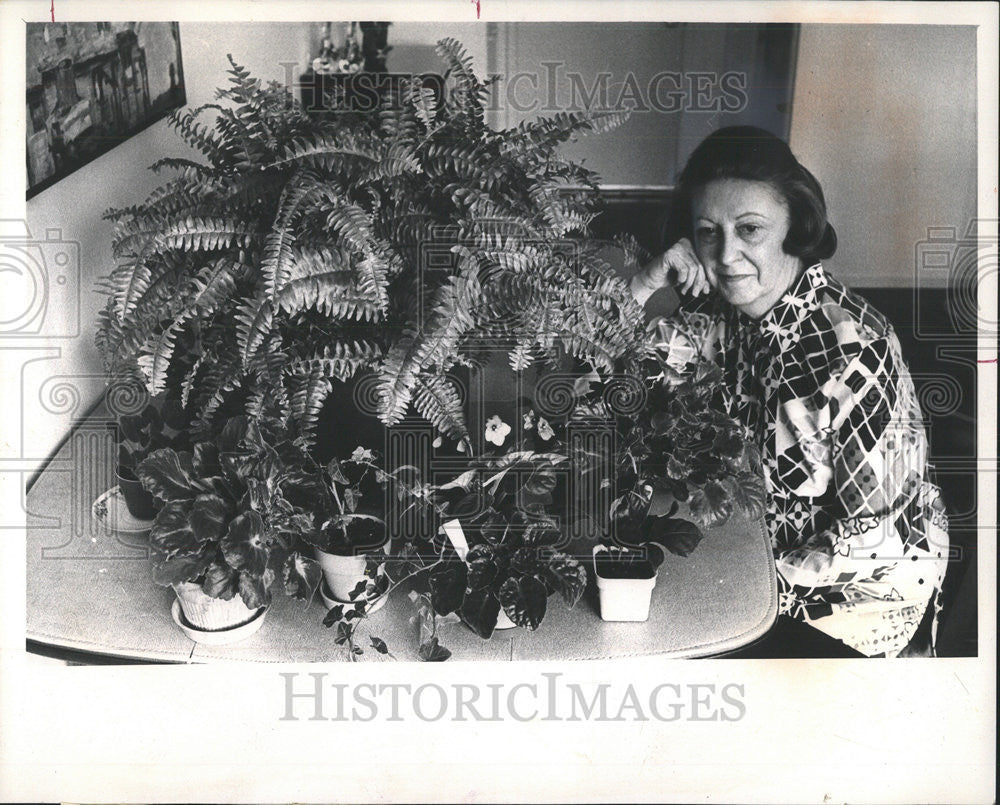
[150,547,213,586]
[418,636,452,662]
[238,567,272,609]
[283,552,322,600]
[459,587,502,639]
[429,561,468,616]
[498,575,547,630]
[202,560,240,599]
[727,471,767,520]
[149,499,200,555]
[221,510,268,576]
[645,516,703,558]
[188,493,230,543]
[135,448,198,501]
[466,554,498,591]
[688,480,734,527]
[543,552,587,607]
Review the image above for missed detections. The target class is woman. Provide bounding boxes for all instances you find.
[630,126,949,657]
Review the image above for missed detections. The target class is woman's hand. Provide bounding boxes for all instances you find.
[630,238,711,305]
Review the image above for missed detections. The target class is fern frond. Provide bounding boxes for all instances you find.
[262,169,324,299]
[406,81,439,129]
[288,366,333,446]
[275,270,381,321]
[286,341,383,382]
[155,216,258,253]
[180,353,205,409]
[235,293,275,367]
[267,133,382,172]
[412,374,469,440]
[183,257,241,314]
[325,203,375,253]
[169,107,233,165]
[136,323,181,396]
[376,256,481,425]
[148,156,216,177]
[194,359,245,427]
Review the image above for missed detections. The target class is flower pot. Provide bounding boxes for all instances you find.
[314,541,391,604]
[172,581,267,638]
[593,546,658,622]
[116,467,157,520]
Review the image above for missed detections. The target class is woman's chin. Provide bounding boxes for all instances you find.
[718,283,761,307]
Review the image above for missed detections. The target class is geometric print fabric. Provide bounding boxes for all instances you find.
[650,263,950,656]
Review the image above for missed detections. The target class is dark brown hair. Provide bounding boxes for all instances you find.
[665,126,837,265]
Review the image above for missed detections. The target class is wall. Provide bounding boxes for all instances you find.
[18,22,313,474]
[495,23,797,187]
[789,24,977,288]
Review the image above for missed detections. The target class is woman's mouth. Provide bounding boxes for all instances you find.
[718,274,754,285]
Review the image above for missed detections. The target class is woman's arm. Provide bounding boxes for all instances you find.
[774,337,940,589]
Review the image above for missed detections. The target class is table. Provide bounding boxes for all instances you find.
[25,410,777,663]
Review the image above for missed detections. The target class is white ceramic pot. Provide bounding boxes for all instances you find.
[172,581,267,640]
[593,546,658,622]
[314,541,390,603]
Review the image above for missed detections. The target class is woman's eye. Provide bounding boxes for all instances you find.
[738,224,761,237]
[696,227,717,241]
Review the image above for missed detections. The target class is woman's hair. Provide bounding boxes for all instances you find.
[665,126,837,265]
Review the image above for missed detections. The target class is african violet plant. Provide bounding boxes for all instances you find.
[95,38,645,452]
[384,399,597,645]
[606,357,768,561]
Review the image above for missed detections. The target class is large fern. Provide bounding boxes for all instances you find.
[97,45,651,454]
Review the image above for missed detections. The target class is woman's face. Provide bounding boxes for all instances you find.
[690,179,803,319]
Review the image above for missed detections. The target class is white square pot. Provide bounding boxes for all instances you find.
[593,546,658,622]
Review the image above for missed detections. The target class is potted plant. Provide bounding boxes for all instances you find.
[134,415,317,642]
[592,542,666,622]
[389,404,591,644]
[579,351,768,622]
[95,39,645,459]
[271,443,395,612]
[113,396,190,520]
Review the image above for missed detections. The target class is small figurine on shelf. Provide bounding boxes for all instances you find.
[311,23,336,75]
[311,21,366,75]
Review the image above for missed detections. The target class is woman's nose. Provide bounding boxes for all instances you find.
[718,231,741,267]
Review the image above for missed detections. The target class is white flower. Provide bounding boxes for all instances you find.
[536,417,554,441]
[484,415,511,446]
[523,410,535,430]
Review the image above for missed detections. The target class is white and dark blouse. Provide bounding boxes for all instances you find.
[651,263,950,657]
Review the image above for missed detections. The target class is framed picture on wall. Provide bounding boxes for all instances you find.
[25,21,186,199]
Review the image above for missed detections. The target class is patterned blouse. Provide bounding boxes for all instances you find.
[650,263,950,657]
